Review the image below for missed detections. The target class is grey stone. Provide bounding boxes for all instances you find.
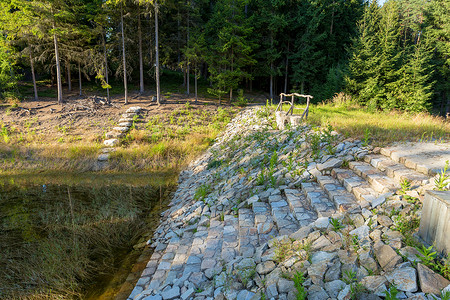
[311,251,337,264]
[119,122,133,127]
[317,158,343,171]
[399,246,421,263]
[129,286,144,300]
[104,138,119,147]
[349,225,370,241]
[308,285,329,300]
[277,278,295,293]
[386,267,418,292]
[247,195,259,205]
[256,261,275,275]
[337,284,351,300]
[311,235,331,250]
[237,290,255,300]
[374,242,402,271]
[324,280,346,298]
[126,106,142,113]
[215,272,227,288]
[266,283,278,298]
[98,153,109,161]
[180,287,195,300]
[377,215,393,227]
[324,260,341,282]
[313,217,330,229]
[142,295,163,300]
[161,286,180,300]
[308,262,328,285]
[360,276,388,296]
[417,263,450,295]
[113,126,130,132]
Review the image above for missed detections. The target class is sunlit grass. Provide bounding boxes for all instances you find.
[0,106,236,173]
[277,100,449,146]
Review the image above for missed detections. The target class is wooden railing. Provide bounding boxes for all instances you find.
[276,93,313,121]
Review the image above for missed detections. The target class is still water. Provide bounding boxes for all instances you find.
[0,172,176,299]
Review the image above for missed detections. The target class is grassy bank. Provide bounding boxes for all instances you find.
[274,95,449,146]
[0,104,238,174]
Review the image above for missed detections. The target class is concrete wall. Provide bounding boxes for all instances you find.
[419,190,450,255]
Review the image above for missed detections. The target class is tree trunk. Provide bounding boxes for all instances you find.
[155,0,161,105]
[187,65,190,95]
[67,62,72,92]
[186,1,190,95]
[270,62,273,101]
[78,62,82,96]
[195,68,198,103]
[29,52,38,101]
[138,7,144,94]
[103,32,110,102]
[54,32,63,104]
[229,88,233,104]
[121,5,128,104]
[284,42,289,93]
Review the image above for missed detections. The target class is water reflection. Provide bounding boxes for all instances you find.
[0,173,175,299]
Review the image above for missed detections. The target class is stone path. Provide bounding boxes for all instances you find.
[95,106,143,169]
[128,108,450,300]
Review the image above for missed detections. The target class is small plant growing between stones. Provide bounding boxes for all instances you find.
[351,234,360,252]
[383,284,399,300]
[437,290,450,300]
[362,128,371,147]
[417,245,437,267]
[194,184,211,202]
[342,269,357,284]
[292,271,307,300]
[435,160,450,191]
[399,178,411,194]
[341,159,349,168]
[330,217,344,232]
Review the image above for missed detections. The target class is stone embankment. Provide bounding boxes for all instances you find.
[128,107,450,300]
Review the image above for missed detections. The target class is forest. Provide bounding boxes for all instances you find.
[0,0,449,114]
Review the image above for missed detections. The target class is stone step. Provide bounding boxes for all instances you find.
[300,182,336,217]
[316,175,364,210]
[238,208,258,258]
[380,143,450,176]
[332,168,383,207]
[221,214,239,263]
[268,194,300,236]
[364,154,430,188]
[349,161,400,194]
[284,189,317,227]
[252,201,278,245]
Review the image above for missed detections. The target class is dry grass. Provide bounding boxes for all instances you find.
[0,105,237,173]
[277,95,449,146]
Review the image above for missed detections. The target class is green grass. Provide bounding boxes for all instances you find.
[275,101,449,146]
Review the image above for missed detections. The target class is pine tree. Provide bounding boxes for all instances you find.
[345,0,381,109]
[205,0,255,104]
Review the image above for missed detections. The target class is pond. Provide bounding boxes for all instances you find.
[0,172,176,299]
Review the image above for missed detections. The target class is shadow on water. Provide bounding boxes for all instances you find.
[0,172,177,300]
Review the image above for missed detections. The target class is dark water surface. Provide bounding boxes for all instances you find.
[0,172,176,299]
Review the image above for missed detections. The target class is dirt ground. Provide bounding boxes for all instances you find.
[0,89,241,139]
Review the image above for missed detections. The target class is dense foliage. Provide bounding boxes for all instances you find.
[0,0,448,113]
